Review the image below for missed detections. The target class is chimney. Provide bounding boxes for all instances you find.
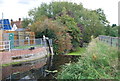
[18,18,22,28]
[11,19,13,22]
[11,19,13,27]
[19,18,21,21]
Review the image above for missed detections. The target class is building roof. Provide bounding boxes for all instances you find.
[15,28,26,31]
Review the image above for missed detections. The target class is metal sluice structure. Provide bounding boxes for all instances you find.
[0,41,10,51]
[0,19,12,30]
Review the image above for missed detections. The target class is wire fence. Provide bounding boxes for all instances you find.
[98,35,120,47]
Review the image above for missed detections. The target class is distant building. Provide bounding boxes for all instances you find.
[11,18,22,28]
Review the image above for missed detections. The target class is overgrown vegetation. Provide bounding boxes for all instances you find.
[30,18,72,54]
[22,1,110,54]
[57,38,119,79]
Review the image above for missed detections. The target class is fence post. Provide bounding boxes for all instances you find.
[98,36,100,40]
[111,37,112,46]
[107,37,109,43]
[116,38,118,47]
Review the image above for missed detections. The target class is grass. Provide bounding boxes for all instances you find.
[57,38,119,79]
[66,47,86,55]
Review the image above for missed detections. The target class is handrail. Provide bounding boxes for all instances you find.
[0,41,10,51]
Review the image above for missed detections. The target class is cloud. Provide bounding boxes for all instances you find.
[0,0,4,4]
[17,0,34,4]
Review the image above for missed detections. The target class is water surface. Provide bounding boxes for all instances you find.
[1,55,79,80]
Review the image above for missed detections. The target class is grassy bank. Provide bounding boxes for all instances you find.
[57,38,119,79]
[66,47,86,55]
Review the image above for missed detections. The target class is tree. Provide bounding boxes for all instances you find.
[22,18,33,28]
[55,8,82,51]
[94,8,110,26]
[112,24,117,27]
[104,24,118,37]
[26,1,109,54]
[30,17,72,54]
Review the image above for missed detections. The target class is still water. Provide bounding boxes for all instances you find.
[1,55,79,80]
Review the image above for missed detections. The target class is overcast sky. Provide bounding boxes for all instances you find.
[0,0,119,25]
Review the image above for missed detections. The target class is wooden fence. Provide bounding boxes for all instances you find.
[98,35,120,47]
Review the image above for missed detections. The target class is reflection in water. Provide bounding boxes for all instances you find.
[1,56,52,80]
[1,55,79,80]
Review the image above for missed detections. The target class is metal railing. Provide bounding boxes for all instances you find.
[0,38,53,51]
[98,35,120,47]
[12,38,53,50]
[0,41,10,51]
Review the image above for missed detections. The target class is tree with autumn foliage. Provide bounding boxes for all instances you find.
[30,17,72,54]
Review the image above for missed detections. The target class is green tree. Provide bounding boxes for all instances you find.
[27,1,108,48]
[56,10,82,51]
[94,8,110,26]
[22,18,33,28]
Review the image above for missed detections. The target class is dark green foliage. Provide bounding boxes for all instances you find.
[105,25,118,37]
[56,13,82,51]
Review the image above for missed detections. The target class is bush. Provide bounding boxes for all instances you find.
[30,18,72,54]
[57,38,119,79]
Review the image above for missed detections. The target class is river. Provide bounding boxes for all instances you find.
[1,55,79,80]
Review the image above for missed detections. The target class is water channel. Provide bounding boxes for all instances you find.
[1,55,79,80]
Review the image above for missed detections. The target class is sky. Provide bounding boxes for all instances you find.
[0,0,119,25]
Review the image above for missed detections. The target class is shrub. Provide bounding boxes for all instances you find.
[30,18,72,54]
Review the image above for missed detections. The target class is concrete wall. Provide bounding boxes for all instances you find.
[0,47,48,64]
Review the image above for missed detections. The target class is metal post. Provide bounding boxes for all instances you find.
[1,13,4,30]
[9,41,11,51]
[28,38,30,46]
[43,35,46,47]
[111,37,112,46]
[41,39,43,47]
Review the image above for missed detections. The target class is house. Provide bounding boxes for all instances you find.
[11,18,22,28]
